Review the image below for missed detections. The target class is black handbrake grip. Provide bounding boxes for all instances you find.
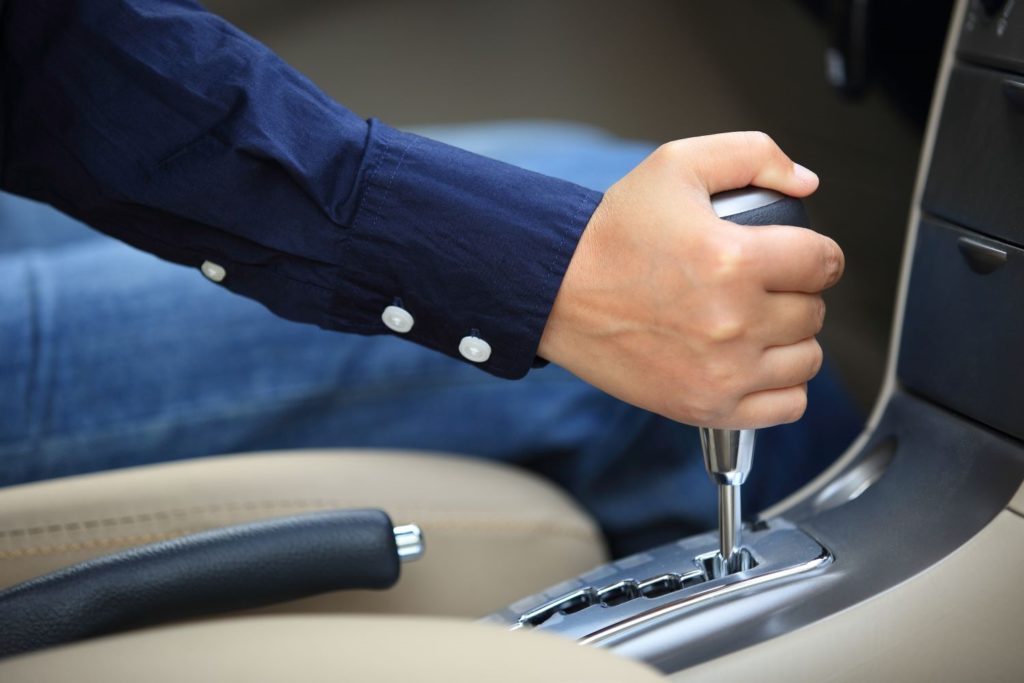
[0,508,405,658]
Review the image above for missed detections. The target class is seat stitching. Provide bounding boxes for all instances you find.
[0,498,598,540]
[0,499,308,537]
[0,530,200,559]
[0,518,600,560]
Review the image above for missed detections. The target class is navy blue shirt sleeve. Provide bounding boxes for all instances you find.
[0,0,603,378]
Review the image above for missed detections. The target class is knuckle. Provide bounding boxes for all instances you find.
[744,130,777,154]
[687,385,735,425]
[714,244,745,278]
[694,362,718,389]
[705,359,739,391]
[655,139,688,163]
[706,314,744,343]
[682,392,720,425]
[706,235,751,282]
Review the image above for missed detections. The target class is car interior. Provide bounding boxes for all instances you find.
[2,0,1023,679]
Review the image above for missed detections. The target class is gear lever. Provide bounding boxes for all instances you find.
[699,427,754,575]
[702,188,812,576]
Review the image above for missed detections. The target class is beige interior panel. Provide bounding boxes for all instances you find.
[0,614,663,683]
[1009,481,1024,516]
[0,450,607,616]
[669,510,1024,682]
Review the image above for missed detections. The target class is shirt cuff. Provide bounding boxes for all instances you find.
[339,120,602,379]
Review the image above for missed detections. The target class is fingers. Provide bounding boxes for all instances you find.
[728,384,809,429]
[752,337,824,392]
[745,225,844,293]
[671,131,819,198]
[695,339,822,428]
[758,293,825,345]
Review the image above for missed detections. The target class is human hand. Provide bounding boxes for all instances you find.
[537,132,843,429]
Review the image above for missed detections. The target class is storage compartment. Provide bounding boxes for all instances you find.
[958,0,1024,74]
[898,219,1024,441]
[923,64,1024,247]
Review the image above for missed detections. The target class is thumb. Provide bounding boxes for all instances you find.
[678,131,819,198]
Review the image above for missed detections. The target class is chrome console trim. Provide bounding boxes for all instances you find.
[580,545,830,646]
[487,391,1024,672]
[490,521,831,644]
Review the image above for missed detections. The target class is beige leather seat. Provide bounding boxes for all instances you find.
[0,449,608,617]
[0,450,654,680]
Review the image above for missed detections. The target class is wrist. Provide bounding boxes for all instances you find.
[537,194,613,369]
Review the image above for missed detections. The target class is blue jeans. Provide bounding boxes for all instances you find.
[0,122,862,556]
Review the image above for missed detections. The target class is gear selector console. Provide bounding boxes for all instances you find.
[485,188,831,654]
[486,518,830,647]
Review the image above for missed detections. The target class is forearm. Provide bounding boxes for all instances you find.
[0,0,601,377]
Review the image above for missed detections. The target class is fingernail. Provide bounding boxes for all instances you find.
[793,163,818,184]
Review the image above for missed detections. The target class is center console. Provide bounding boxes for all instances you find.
[485,0,1024,673]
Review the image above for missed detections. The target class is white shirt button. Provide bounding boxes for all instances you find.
[200,260,226,283]
[381,305,415,334]
[458,335,492,363]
